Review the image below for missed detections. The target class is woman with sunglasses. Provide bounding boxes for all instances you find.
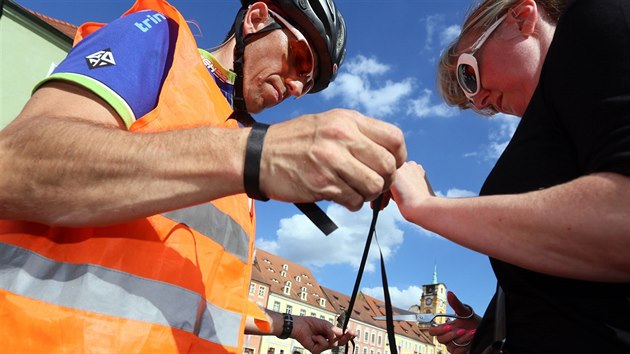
[388,0,630,353]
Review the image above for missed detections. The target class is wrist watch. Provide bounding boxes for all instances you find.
[278,313,293,339]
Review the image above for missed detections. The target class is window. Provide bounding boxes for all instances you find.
[310,312,316,317]
[284,281,292,295]
[286,305,292,314]
[295,275,301,282]
[354,346,359,354]
[356,329,361,340]
[281,271,287,277]
[273,301,280,312]
[249,283,255,294]
[319,315,325,320]
[363,348,367,354]
[300,287,308,300]
[371,333,375,344]
[300,309,306,316]
[319,298,326,307]
[258,286,266,297]
[364,330,369,341]
[378,335,382,346]
[282,264,288,270]
[370,350,374,354]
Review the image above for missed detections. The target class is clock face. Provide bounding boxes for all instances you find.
[425,298,433,306]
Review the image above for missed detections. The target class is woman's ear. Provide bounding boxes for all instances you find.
[243,2,271,35]
[508,0,538,37]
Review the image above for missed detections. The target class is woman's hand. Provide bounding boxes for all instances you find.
[429,291,481,354]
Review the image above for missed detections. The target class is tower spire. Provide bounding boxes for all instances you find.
[432,263,438,284]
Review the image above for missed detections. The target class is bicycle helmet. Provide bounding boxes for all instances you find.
[241,0,346,93]
[229,0,346,125]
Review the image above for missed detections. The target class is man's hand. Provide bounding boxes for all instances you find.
[290,315,356,354]
[259,109,406,211]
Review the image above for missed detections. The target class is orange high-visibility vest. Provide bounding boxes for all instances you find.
[0,0,268,352]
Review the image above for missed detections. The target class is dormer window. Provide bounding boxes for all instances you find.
[295,275,301,282]
[284,281,292,295]
[282,264,289,271]
[319,298,326,307]
[300,287,308,301]
[281,270,287,277]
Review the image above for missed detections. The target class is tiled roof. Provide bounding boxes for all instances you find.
[362,293,433,344]
[29,9,78,39]
[256,248,434,346]
[6,0,78,39]
[254,248,336,312]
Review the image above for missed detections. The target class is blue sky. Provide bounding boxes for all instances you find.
[16,0,521,316]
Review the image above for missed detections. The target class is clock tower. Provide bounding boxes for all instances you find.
[418,264,448,325]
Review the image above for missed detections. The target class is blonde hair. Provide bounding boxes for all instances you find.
[437,0,567,115]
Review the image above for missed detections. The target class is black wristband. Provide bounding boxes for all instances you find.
[244,122,270,201]
[278,313,293,339]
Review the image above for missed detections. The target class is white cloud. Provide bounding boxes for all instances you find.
[256,202,408,273]
[323,55,458,120]
[484,114,520,160]
[423,14,443,50]
[346,55,390,76]
[407,89,457,118]
[421,14,460,51]
[442,188,477,198]
[322,55,414,117]
[362,285,423,310]
[440,25,461,47]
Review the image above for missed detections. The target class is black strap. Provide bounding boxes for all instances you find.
[343,195,397,354]
[295,203,338,236]
[242,123,338,235]
[228,7,255,127]
[228,7,337,234]
[244,122,270,201]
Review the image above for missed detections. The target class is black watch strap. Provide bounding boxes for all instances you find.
[244,122,270,201]
[278,313,293,339]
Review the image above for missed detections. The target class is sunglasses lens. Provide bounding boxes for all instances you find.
[289,39,315,95]
[457,63,478,95]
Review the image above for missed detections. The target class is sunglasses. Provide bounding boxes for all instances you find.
[456,14,507,100]
[268,10,315,97]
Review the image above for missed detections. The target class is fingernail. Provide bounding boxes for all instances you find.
[443,325,452,331]
[456,329,467,336]
[469,329,476,336]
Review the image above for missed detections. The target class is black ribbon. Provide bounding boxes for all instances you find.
[342,195,397,354]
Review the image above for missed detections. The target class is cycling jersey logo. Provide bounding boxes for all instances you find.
[85,49,116,69]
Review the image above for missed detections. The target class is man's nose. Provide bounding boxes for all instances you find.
[285,78,305,98]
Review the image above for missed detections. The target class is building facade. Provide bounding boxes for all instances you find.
[249,248,444,354]
[0,0,76,129]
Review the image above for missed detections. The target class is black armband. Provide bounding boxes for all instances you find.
[244,122,270,201]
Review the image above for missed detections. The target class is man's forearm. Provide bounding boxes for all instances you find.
[0,101,247,226]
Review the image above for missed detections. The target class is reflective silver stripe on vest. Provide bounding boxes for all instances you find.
[162,202,249,263]
[0,242,241,347]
